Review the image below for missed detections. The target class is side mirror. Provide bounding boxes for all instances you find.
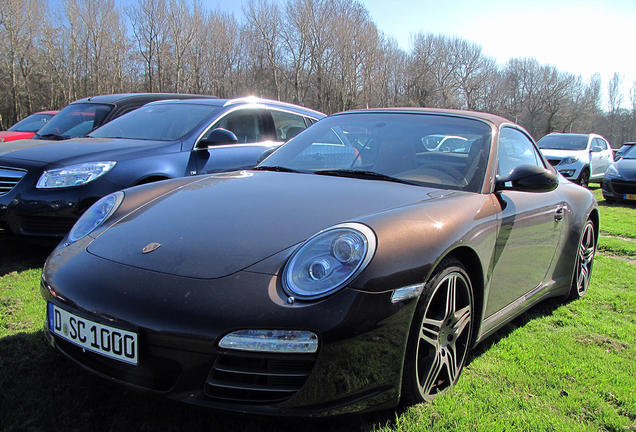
[197,128,238,148]
[257,147,279,164]
[495,164,558,193]
[590,146,602,153]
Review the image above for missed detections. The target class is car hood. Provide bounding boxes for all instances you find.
[0,131,34,142]
[0,137,174,166]
[615,158,636,175]
[539,149,586,158]
[87,171,453,279]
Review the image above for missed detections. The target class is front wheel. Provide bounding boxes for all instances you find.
[577,167,590,188]
[401,257,474,405]
[569,219,596,300]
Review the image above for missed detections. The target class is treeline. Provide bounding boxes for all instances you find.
[1,0,635,145]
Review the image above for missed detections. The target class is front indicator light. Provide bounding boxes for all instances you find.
[219,330,318,353]
[391,283,425,303]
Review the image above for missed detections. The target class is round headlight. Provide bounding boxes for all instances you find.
[68,191,124,243]
[283,223,376,300]
[605,164,620,178]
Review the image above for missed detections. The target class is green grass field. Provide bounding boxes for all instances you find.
[1,186,635,432]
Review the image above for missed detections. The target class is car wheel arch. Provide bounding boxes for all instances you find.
[416,246,485,348]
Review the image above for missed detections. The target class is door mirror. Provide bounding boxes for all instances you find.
[495,164,558,193]
[197,128,238,148]
[590,146,603,153]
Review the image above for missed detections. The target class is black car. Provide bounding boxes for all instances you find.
[32,93,217,141]
[0,97,324,237]
[602,144,636,202]
[41,108,598,416]
[613,142,636,162]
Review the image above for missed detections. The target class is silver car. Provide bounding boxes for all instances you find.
[537,133,614,187]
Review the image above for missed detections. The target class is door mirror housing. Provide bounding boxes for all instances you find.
[197,128,238,148]
[495,164,558,193]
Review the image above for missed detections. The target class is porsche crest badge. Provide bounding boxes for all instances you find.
[142,243,162,254]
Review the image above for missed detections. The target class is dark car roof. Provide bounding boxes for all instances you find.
[70,93,218,105]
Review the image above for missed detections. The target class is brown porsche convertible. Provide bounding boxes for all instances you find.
[40,108,598,416]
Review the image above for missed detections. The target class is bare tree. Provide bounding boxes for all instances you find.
[608,72,624,146]
[127,0,168,92]
[0,0,45,123]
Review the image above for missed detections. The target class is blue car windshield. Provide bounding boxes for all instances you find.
[259,112,492,193]
[623,145,636,159]
[90,104,220,141]
[537,135,588,150]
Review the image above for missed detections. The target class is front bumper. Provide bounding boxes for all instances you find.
[0,167,122,237]
[602,177,636,202]
[41,245,417,417]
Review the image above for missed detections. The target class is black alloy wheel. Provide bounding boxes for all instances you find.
[577,167,590,188]
[401,257,474,404]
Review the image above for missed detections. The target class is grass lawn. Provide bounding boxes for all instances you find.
[1,186,635,431]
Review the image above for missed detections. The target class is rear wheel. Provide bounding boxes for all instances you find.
[569,219,596,300]
[401,257,474,405]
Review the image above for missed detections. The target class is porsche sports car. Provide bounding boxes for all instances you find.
[41,108,598,417]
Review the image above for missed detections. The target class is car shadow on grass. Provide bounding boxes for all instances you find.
[0,330,399,432]
[0,231,58,276]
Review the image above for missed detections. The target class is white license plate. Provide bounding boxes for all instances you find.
[624,194,636,201]
[48,303,138,365]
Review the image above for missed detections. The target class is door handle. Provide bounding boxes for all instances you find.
[555,206,565,222]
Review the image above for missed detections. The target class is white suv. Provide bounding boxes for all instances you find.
[537,133,614,187]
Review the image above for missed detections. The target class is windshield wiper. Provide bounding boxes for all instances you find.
[253,165,306,173]
[36,133,70,141]
[314,169,417,185]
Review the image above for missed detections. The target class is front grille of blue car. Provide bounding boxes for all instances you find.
[0,166,27,196]
[610,179,636,195]
[204,354,316,404]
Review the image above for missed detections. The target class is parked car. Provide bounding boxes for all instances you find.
[40,108,598,417]
[537,133,614,187]
[602,144,636,202]
[31,93,217,141]
[613,142,636,162]
[0,97,324,237]
[0,111,58,142]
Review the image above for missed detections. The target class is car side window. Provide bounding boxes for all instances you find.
[594,138,608,150]
[271,110,308,141]
[213,109,264,143]
[498,127,544,177]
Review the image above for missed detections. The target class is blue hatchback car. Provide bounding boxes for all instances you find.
[0,97,324,237]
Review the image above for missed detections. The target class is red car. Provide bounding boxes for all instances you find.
[0,111,58,142]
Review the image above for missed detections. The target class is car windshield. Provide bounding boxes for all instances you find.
[8,113,55,132]
[36,103,113,140]
[537,135,588,151]
[622,145,636,160]
[90,103,220,141]
[259,112,492,192]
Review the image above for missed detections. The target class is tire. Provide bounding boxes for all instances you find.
[569,219,596,300]
[401,257,474,405]
[577,167,590,188]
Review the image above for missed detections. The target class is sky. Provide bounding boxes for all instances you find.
[202,0,636,108]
